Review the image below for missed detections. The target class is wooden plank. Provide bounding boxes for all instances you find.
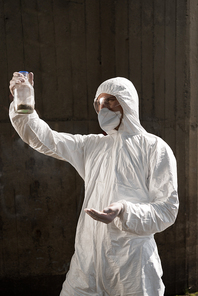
[100,0,116,81]
[153,0,165,139]
[187,0,198,290]
[52,0,73,120]
[175,0,188,293]
[0,123,19,276]
[141,0,154,131]
[11,131,48,276]
[0,0,25,276]
[36,0,58,119]
[11,120,78,276]
[29,120,77,275]
[115,0,129,78]
[0,0,10,121]
[1,118,80,277]
[164,0,177,152]
[158,0,177,292]
[153,1,178,290]
[69,0,88,120]
[190,0,198,289]
[3,0,24,74]
[128,0,142,109]
[85,0,101,125]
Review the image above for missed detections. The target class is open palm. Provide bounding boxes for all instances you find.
[84,202,123,224]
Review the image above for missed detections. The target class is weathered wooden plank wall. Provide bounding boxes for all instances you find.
[0,0,197,295]
[187,0,198,291]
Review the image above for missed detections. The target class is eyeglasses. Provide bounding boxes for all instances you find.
[93,96,118,113]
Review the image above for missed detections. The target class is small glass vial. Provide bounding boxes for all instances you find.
[14,71,35,114]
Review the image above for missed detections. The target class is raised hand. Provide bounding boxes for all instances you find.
[9,72,34,96]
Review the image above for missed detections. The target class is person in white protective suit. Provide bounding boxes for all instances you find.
[9,73,179,296]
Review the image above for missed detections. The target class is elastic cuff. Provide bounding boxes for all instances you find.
[117,201,125,217]
[113,200,128,231]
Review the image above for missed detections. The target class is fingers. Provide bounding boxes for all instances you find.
[9,72,25,95]
[84,208,117,224]
[84,203,124,224]
[9,71,34,95]
[13,72,24,77]
[28,72,34,86]
[84,208,103,219]
[84,208,110,224]
[11,73,25,83]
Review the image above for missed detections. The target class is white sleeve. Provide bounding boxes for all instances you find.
[9,102,86,179]
[114,139,179,235]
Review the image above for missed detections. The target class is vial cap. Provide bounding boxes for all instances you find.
[19,71,29,77]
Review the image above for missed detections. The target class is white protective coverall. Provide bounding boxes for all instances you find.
[9,77,179,296]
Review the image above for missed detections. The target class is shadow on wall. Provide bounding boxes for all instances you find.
[0,274,66,296]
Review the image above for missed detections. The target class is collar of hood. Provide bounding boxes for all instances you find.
[95,77,147,135]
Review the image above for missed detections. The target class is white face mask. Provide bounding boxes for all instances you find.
[98,108,122,132]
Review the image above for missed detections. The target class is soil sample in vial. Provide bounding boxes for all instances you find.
[17,104,34,114]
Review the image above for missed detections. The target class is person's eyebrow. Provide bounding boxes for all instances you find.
[107,96,115,99]
[97,95,115,103]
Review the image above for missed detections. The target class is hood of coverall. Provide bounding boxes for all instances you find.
[95,77,147,135]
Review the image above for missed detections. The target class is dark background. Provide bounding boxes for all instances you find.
[0,0,198,295]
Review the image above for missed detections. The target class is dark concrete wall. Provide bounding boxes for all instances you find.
[0,0,197,295]
[186,0,198,292]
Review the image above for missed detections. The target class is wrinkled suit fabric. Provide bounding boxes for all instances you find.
[9,77,179,296]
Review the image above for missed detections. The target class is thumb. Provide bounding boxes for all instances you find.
[103,207,111,214]
[28,72,34,86]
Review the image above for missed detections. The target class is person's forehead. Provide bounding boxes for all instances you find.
[97,93,116,100]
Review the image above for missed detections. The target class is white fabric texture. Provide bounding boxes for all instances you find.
[9,77,179,296]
